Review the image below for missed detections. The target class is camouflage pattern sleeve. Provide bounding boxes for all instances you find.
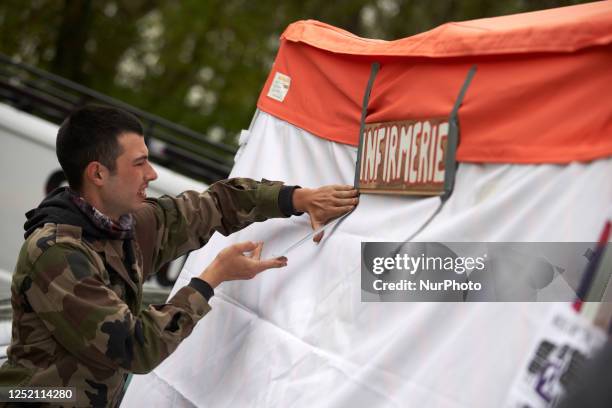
[134,177,288,276]
[25,243,210,374]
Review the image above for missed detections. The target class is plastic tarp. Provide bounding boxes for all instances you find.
[122,111,612,408]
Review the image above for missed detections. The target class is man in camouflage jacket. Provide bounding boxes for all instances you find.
[0,105,358,407]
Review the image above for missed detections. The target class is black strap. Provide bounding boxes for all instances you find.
[442,65,477,201]
[398,66,478,244]
[354,62,380,189]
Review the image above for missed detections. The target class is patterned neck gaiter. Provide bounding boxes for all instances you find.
[68,189,134,240]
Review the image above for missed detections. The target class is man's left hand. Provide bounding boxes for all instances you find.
[292,185,359,242]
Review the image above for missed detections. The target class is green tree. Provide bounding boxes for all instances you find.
[0,0,592,148]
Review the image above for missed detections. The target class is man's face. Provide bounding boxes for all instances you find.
[101,132,158,218]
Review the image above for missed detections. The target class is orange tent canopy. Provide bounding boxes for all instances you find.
[257,1,612,164]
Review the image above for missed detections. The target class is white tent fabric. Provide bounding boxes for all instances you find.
[122,111,612,407]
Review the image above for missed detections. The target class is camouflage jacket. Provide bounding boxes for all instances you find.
[0,178,295,407]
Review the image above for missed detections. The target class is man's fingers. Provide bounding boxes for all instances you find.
[250,242,263,260]
[254,257,288,272]
[232,241,258,253]
[331,184,356,191]
[333,198,359,206]
[333,190,359,198]
[310,219,324,243]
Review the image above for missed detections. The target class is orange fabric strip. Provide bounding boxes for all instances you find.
[257,3,612,164]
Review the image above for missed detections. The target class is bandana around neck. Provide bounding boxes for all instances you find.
[68,189,134,240]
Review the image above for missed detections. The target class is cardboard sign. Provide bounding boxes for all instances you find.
[357,118,449,195]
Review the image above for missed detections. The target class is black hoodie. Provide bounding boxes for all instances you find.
[24,187,110,240]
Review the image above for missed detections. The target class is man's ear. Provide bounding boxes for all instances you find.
[84,162,107,187]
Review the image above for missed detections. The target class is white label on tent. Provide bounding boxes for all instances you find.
[267,72,291,102]
[504,303,606,408]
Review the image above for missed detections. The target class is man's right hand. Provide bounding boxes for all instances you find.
[199,241,287,288]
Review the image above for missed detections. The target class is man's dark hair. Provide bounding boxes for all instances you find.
[56,105,144,191]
